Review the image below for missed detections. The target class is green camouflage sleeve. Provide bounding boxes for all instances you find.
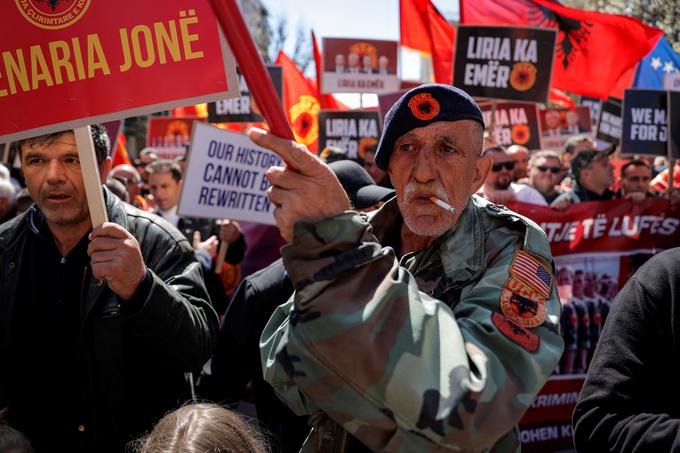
[261,211,563,451]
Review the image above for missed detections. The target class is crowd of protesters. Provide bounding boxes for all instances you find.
[0,119,679,452]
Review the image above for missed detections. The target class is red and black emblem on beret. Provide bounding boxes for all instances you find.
[492,312,540,353]
[407,93,440,121]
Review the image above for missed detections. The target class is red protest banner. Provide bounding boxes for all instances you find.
[510,199,680,257]
[0,0,238,142]
[500,200,680,452]
[507,198,680,292]
[519,375,585,452]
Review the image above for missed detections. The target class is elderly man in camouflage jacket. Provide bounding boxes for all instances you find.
[251,84,563,452]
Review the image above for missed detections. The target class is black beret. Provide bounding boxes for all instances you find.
[375,84,485,171]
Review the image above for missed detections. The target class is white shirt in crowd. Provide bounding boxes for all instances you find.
[510,183,549,206]
[158,205,180,227]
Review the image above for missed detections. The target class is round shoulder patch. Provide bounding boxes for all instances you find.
[407,93,440,121]
[500,288,547,328]
[492,312,540,353]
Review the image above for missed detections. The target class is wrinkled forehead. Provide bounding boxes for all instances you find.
[21,132,77,153]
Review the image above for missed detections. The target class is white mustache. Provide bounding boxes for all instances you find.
[404,180,449,202]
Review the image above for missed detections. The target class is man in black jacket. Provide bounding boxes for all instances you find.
[567,148,615,203]
[573,248,680,451]
[0,125,219,452]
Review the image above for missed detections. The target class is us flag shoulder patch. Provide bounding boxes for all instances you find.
[509,250,553,298]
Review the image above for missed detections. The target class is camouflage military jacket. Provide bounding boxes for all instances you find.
[261,195,564,452]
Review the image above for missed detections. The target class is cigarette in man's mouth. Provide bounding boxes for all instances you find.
[429,196,456,215]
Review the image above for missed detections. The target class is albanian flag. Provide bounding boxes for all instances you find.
[275,51,320,152]
[460,0,662,99]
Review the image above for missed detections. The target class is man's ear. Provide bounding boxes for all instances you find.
[99,156,112,182]
[470,155,492,194]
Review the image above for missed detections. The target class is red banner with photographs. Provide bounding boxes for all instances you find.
[511,198,680,452]
[509,199,680,286]
[519,376,584,452]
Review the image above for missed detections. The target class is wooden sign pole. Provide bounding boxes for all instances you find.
[215,242,228,274]
[75,126,108,227]
[209,0,294,141]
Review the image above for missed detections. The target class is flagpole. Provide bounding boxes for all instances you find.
[667,90,674,198]
[208,0,294,141]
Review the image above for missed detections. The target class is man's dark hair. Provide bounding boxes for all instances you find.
[17,124,110,166]
[620,159,651,178]
[146,159,182,182]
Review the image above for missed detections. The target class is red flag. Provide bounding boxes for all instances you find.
[460,0,662,99]
[275,51,320,152]
[549,88,575,109]
[112,132,132,167]
[311,31,349,110]
[400,0,455,84]
[610,63,637,99]
[172,103,208,118]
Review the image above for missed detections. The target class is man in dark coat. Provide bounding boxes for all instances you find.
[0,125,219,452]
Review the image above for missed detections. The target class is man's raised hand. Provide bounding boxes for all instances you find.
[247,127,350,241]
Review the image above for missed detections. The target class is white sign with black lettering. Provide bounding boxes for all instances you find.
[178,122,281,224]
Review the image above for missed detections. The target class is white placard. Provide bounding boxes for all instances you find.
[178,123,280,225]
[665,72,680,91]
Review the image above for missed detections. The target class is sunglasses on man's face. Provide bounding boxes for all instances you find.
[491,161,516,172]
[536,166,562,174]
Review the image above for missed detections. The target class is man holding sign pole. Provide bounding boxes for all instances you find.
[0,126,218,452]
[257,84,563,451]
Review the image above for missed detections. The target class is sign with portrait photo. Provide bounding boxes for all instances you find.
[538,107,592,151]
[453,26,556,103]
[321,37,399,94]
